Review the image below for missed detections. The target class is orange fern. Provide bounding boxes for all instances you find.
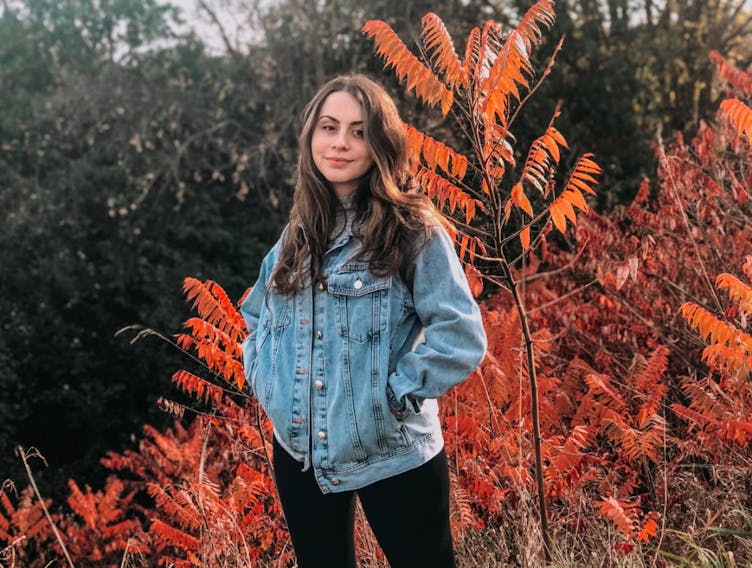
[415,166,481,224]
[362,20,454,115]
[716,272,752,319]
[183,278,247,342]
[421,13,467,89]
[598,497,639,537]
[720,98,752,144]
[710,51,752,95]
[405,124,469,179]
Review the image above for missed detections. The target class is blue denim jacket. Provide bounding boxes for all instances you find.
[240,221,487,493]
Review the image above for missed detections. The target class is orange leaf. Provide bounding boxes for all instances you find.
[465,264,484,298]
[520,226,531,251]
[720,98,752,144]
[549,200,567,233]
[363,20,454,115]
[511,182,534,216]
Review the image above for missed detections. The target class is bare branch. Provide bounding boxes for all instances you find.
[197,0,238,56]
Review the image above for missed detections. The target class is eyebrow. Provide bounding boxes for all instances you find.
[318,115,364,126]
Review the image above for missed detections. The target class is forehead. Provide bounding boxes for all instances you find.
[318,90,365,123]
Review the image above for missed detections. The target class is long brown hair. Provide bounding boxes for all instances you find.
[270,74,448,294]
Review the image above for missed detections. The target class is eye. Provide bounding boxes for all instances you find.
[352,129,365,138]
[320,124,336,132]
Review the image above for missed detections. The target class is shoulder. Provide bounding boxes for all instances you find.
[410,210,455,256]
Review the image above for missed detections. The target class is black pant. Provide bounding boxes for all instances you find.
[272,437,456,568]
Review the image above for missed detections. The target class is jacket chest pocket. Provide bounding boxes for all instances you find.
[328,266,391,344]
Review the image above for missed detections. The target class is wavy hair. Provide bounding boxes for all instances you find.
[270,74,449,294]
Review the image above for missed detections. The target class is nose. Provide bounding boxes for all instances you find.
[332,129,349,149]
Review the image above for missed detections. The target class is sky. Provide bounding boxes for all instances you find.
[158,0,258,54]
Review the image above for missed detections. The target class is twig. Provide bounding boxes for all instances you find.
[525,279,598,315]
[17,446,75,567]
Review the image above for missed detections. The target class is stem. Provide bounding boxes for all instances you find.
[499,263,552,563]
[17,446,75,567]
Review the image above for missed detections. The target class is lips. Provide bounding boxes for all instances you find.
[324,158,352,168]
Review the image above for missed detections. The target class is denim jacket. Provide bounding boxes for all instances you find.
[240,221,487,493]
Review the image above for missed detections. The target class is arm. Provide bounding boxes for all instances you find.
[388,225,487,407]
[239,238,281,387]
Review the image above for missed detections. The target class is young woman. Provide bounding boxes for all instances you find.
[240,74,487,568]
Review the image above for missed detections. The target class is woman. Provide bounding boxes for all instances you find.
[240,74,487,568]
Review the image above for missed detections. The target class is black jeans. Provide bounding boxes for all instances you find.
[272,437,456,568]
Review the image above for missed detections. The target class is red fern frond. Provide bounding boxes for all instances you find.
[183,278,247,342]
[415,166,481,223]
[421,13,467,89]
[717,418,752,446]
[680,376,727,419]
[564,152,601,196]
[598,496,639,538]
[583,373,628,414]
[66,480,98,530]
[716,273,752,318]
[462,26,481,85]
[147,485,202,532]
[176,319,245,388]
[519,138,551,195]
[710,51,752,94]
[633,347,669,393]
[632,347,670,426]
[172,370,225,407]
[702,344,752,375]
[150,518,200,552]
[681,302,752,353]
[549,186,591,234]
[405,124,468,180]
[513,0,556,55]
[743,256,752,282]
[362,20,454,115]
[482,122,515,182]
[482,0,555,115]
[720,99,752,145]
[180,317,243,358]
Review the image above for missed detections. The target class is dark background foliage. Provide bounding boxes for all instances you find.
[1,0,749,499]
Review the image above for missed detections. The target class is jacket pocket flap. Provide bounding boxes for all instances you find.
[327,270,391,297]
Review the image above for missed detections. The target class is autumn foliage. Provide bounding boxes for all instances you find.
[3,5,752,567]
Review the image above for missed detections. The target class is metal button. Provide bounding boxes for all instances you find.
[353,278,363,290]
[331,477,340,485]
[318,282,325,291]
[317,431,327,440]
[315,330,323,340]
[314,379,324,390]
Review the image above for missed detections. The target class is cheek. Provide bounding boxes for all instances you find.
[310,132,326,154]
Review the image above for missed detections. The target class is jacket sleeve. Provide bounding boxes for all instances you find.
[387,225,487,407]
[239,238,281,389]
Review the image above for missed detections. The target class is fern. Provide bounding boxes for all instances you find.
[421,13,467,89]
[720,98,752,145]
[710,51,752,95]
[362,20,454,115]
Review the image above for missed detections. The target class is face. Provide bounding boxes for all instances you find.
[311,90,374,197]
